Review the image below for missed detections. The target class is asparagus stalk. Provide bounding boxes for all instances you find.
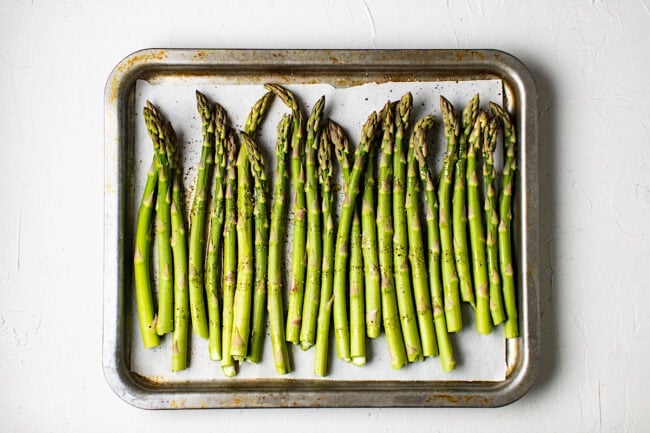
[164,121,190,371]
[314,127,336,376]
[268,114,293,374]
[143,104,174,336]
[221,132,238,377]
[300,96,325,351]
[452,95,480,308]
[413,127,456,371]
[361,137,381,339]
[330,113,378,362]
[243,131,270,364]
[230,143,256,358]
[490,102,519,339]
[349,207,366,365]
[467,112,492,335]
[133,159,160,349]
[230,92,273,362]
[393,93,422,362]
[348,136,366,364]
[482,116,506,326]
[438,96,463,333]
[406,116,437,357]
[243,92,274,364]
[328,120,352,362]
[205,103,228,361]
[264,84,306,346]
[376,102,408,369]
[188,91,214,339]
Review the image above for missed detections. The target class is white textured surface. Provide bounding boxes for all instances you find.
[0,0,648,431]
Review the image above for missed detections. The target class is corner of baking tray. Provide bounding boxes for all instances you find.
[104,49,171,109]
[481,50,538,109]
[102,347,160,410]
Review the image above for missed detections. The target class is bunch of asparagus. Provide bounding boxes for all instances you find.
[133,85,520,377]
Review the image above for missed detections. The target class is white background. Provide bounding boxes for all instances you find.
[1,0,648,431]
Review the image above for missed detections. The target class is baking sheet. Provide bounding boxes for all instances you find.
[131,79,506,382]
[104,48,540,408]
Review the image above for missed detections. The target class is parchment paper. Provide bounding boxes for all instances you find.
[130,79,506,382]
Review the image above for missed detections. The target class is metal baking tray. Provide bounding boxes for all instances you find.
[103,49,539,409]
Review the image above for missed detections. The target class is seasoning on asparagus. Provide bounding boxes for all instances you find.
[165,121,190,371]
[314,127,336,376]
[490,101,519,339]
[467,112,492,335]
[452,95,479,308]
[376,102,408,369]
[264,84,307,345]
[205,103,228,361]
[300,96,325,351]
[188,91,214,339]
[243,91,274,364]
[361,128,381,340]
[221,132,238,377]
[482,116,506,326]
[330,113,378,362]
[438,96,463,333]
[406,116,437,357]
[267,114,293,374]
[393,93,423,362]
[413,125,456,372]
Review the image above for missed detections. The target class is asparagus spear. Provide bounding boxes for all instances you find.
[300,96,325,351]
[328,120,352,362]
[133,159,160,349]
[205,103,228,361]
[268,114,293,375]
[482,116,506,326]
[376,102,408,369]
[413,127,456,371]
[328,121,367,365]
[438,96,463,333]
[188,91,214,339]
[230,98,270,361]
[406,116,437,357]
[467,112,492,335]
[361,135,381,340]
[452,95,480,308]
[243,92,274,364]
[244,91,274,134]
[264,84,307,345]
[393,93,422,362]
[330,113,378,362]
[336,120,369,366]
[314,127,336,376]
[243,131,270,364]
[221,132,238,377]
[349,206,365,365]
[164,121,190,371]
[490,102,519,339]
[143,104,174,336]
[230,92,273,362]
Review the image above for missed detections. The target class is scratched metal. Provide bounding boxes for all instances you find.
[103,49,540,409]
